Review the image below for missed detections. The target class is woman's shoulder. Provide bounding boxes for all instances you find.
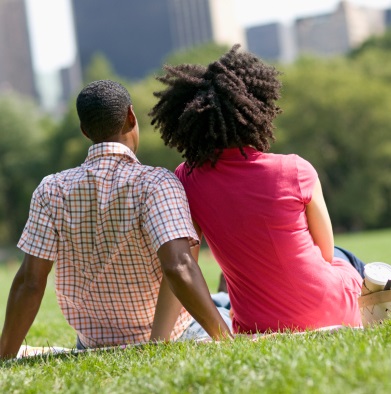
[264,152,303,166]
[266,153,315,169]
[174,162,187,180]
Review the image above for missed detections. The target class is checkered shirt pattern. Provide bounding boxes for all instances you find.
[18,143,198,347]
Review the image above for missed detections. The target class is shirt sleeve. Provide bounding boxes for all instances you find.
[295,155,318,205]
[143,170,199,251]
[174,162,186,183]
[17,179,58,261]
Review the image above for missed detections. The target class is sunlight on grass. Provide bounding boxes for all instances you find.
[1,229,391,393]
[335,228,391,263]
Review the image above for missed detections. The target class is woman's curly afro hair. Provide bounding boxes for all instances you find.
[149,44,282,171]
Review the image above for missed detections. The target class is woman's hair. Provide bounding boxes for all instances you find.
[149,44,282,171]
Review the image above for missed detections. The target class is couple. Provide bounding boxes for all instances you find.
[0,46,364,359]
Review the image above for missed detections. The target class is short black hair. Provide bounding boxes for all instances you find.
[76,80,132,143]
[149,45,282,171]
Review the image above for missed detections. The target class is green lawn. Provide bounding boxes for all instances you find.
[1,229,391,393]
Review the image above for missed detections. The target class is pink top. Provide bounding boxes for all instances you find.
[175,147,362,333]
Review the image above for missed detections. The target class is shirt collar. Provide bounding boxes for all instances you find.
[84,142,140,164]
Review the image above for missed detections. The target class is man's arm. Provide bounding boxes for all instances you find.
[150,221,202,341]
[0,253,53,359]
[155,238,232,340]
[150,274,183,341]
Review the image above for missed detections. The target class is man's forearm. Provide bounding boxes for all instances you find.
[158,238,232,340]
[163,258,232,340]
[0,275,47,359]
[150,275,183,342]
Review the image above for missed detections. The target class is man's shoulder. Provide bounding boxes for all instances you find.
[138,164,179,185]
[35,166,83,194]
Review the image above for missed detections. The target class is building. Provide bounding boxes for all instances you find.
[385,8,391,27]
[0,0,37,98]
[71,0,245,80]
[295,1,386,57]
[246,22,295,63]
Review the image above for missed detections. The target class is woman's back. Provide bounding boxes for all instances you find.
[176,147,362,333]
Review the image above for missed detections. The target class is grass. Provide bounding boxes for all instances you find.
[1,228,391,393]
[334,228,391,263]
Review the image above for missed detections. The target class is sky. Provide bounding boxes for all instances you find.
[25,0,391,73]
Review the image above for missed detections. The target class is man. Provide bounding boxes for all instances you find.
[0,80,231,359]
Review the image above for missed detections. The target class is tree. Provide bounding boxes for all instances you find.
[273,56,391,230]
[163,42,230,68]
[47,98,91,173]
[84,52,123,85]
[350,28,391,57]
[0,93,53,244]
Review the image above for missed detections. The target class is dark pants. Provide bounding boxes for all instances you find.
[76,336,86,350]
[334,246,365,279]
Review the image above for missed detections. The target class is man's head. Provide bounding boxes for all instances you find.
[149,45,282,171]
[76,80,133,143]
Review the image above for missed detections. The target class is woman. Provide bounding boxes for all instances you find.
[150,45,364,334]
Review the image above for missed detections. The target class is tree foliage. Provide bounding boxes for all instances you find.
[350,28,391,57]
[273,56,391,230]
[2,37,391,245]
[0,93,53,243]
[163,42,230,68]
[46,98,91,173]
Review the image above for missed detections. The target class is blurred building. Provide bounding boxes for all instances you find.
[246,22,295,63]
[0,0,37,98]
[295,0,386,57]
[71,0,245,80]
[386,8,391,27]
[34,56,82,114]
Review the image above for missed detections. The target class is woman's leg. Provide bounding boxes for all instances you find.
[76,336,86,350]
[334,246,365,279]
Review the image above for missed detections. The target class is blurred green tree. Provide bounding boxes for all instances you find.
[47,99,91,173]
[273,56,391,230]
[163,42,229,67]
[5,40,390,245]
[84,52,122,84]
[0,93,53,244]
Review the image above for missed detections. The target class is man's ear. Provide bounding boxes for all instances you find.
[128,105,137,129]
[80,123,90,140]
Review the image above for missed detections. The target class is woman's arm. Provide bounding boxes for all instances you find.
[190,219,202,262]
[305,178,334,263]
[192,220,227,293]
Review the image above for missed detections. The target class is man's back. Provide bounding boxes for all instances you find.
[18,143,193,347]
[1,80,231,360]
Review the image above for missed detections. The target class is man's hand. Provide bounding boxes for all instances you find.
[155,238,232,341]
[0,253,53,359]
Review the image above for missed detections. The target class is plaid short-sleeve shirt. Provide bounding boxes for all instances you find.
[18,143,198,347]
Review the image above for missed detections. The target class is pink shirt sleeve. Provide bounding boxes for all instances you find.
[295,155,318,205]
[174,162,186,184]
